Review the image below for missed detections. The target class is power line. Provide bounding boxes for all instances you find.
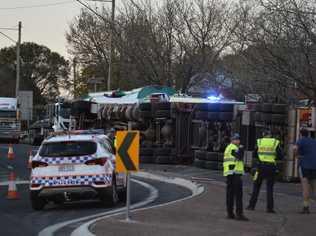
[0,27,18,31]
[0,1,74,10]
[0,31,16,43]
[74,0,107,22]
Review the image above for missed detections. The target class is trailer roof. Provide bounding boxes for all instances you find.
[84,86,243,105]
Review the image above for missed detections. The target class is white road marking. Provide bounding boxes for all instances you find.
[38,178,159,236]
[71,172,205,236]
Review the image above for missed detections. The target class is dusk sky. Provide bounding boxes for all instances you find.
[0,0,110,59]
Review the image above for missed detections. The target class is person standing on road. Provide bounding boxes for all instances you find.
[224,133,249,221]
[294,128,316,214]
[246,129,283,213]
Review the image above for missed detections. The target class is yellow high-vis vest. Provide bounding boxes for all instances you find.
[257,138,279,164]
[223,143,244,176]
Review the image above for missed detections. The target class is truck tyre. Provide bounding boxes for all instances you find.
[30,191,46,211]
[194,150,207,160]
[193,159,204,168]
[195,111,208,120]
[155,156,175,164]
[261,103,272,113]
[219,112,234,122]
[205,152,220,161]
[218,162,223,170]
[140,156,156,164]
[139,103,151,111]
[271,114,286,124]
[253,104,262,112]
[195,103,209,111]
[203,161,219,170]
[154,102,170,110]
[140,147,154,156]
[219,104,234,112]
[207,112,219,121]
[154,148,171,156]
[255,112,262,122]
[154,110,170,118]
[140,111,152,119]
[217,153,224,162]
[260,113,272,122]
[208,103,220,111]
[271,104,287,114]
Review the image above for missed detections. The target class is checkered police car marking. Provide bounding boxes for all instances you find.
[31,174,112,186]
[38,155,94,165]
[30,133,126,194]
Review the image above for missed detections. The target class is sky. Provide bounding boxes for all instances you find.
[0,0,109,59]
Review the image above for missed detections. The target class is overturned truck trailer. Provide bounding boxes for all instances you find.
[78,86,243,166]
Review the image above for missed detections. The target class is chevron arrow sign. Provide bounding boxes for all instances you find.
[115,131,139,172]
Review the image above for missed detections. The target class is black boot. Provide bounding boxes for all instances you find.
[227,213,235,219]
[235,214,249,221]
[300,207,310,214]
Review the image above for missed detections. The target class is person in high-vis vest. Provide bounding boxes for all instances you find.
[246,129,283,213]
[224,133,249,221]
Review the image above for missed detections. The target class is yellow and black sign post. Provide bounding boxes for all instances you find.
[115,128,139,221]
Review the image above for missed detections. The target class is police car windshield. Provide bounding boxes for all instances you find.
[39,141,97,157]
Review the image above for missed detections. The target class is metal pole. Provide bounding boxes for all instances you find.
[107,0,115,91]
[73,58,77,99]
[126,121,132,221]
[15,21,22,100]
[126,171,131,221]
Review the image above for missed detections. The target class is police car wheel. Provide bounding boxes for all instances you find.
[118,187,127,202]
[30,191,46,211]
[100,178,119,207]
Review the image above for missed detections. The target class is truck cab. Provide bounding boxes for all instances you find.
[47,102,72,132]
[0,97,21,142]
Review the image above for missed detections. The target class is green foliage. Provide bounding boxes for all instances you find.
[0,42,70,104]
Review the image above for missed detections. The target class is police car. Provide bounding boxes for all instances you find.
[29,130,126,210]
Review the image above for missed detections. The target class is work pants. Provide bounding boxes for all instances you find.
[248,164,276,210]
[226,174,243,216]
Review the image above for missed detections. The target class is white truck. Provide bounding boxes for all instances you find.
[0,97,21,142]
[46,101,72,132]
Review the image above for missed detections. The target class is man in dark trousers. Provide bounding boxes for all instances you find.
[224,133,249,221]
[246,129,283,213]
[294,128,316,214]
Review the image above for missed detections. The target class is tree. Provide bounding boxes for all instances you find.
[226,0,316,103]
[66,0,237,93]
[0,42,70,104]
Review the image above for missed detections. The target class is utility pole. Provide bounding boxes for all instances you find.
[107,0,115,91]
[15,21,22,100]
[73,58,77,99]
[75,0,115,91]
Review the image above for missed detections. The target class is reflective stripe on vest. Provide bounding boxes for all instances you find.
[223,143,245,176]
[257,138,279,164]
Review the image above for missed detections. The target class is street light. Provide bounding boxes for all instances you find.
[75,0,115,91]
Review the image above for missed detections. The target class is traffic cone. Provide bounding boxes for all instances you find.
[8,144,14,160]
[27,149,33,169]
[7,172,19,200]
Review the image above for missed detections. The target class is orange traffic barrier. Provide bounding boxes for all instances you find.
[27,149,33,169]
[7,172,19,200]
[8,144,14,160]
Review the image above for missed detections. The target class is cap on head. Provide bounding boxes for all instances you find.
[263,129,272,137]
[231,133,240,141]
